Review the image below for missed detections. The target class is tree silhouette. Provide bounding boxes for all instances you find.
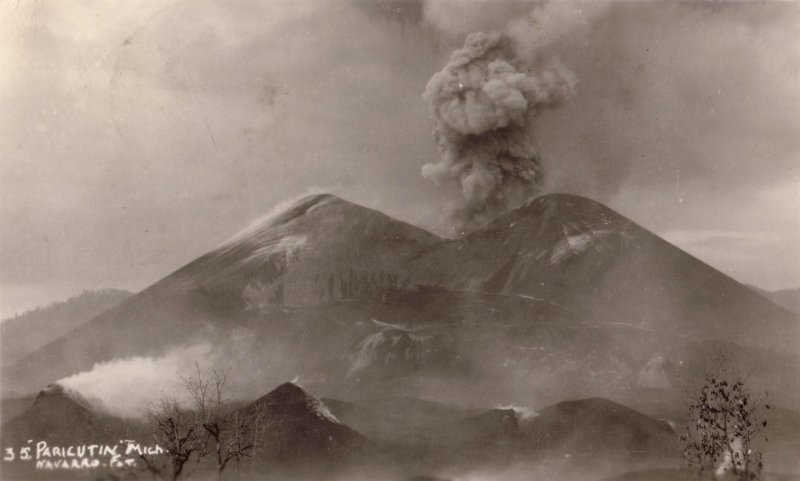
[682,366,768,480]
[183,365,256,481]
[143,398,199,481]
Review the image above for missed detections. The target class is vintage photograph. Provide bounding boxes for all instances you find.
[1,1,798,480]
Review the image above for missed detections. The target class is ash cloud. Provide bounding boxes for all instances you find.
[421,1,608,232]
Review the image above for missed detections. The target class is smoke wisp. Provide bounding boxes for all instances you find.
[423,33,575,233]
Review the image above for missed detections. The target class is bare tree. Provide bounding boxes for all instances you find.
[184,364,256,480]
[143,397,199,481]
[682,366,769,480]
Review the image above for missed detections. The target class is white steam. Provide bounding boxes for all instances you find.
[218,185,333,248]
[495,404,539,421]
[58,343,213,418]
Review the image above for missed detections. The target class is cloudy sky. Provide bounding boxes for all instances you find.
[1,0,798,318]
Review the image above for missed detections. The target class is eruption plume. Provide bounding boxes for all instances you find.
[423,28,576,232]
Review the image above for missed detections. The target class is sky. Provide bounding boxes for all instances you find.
[1,0,798,319]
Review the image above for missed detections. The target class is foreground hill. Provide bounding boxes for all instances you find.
[3,194,797,408]
[0,289,132,368]
[521,397,678,461]
[1,384,131,445]
[1,380,792,480]
[1,381,382,480]
[238,383,375,464]
[230,382,393,480]
[325,394,678,468]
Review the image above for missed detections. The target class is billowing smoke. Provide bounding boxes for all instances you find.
[55,326,304,418]
[58,343,213,418]
[422,1,609,232]
[422,31,575,231]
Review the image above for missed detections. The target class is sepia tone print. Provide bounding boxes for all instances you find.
[1,1,798,481]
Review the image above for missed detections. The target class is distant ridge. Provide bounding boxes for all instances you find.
[1,289,132,368]
[748,284,800,315]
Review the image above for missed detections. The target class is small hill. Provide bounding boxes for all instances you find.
[323,396,479,442]
[435,407,532,450]
[324,395,530,470]
[0,289,132,368]
[1,384,130,445]
[522,397,678,460]
[235,383,376,468]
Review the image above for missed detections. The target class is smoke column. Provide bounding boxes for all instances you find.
[422,5,582,232]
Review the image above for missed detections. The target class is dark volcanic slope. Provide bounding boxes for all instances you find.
[236,383,375,465]
[409,194,797,353]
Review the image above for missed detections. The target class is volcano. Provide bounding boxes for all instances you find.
[3,193,797,406]
[408,193,796,352]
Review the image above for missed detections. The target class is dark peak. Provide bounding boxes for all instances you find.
[520,193,617,219]
[215,192,440,255]
[529,192,601,206]
[38,383,66,397]
[254,382,342,423]
[459,192,628,246]
[34,383,95,413]
[37,383,72,400]
[217,193,342,247]
[545,397,670,426]
[267,193,339,227]
[260,382,314,405]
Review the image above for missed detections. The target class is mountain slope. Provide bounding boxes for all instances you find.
[0,289,132,368]
[3,193,797,407]
[2,195,440,393]
[174,193,440,310]
[408,194,797,353]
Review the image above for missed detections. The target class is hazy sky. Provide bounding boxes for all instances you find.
[1,0,798,318]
